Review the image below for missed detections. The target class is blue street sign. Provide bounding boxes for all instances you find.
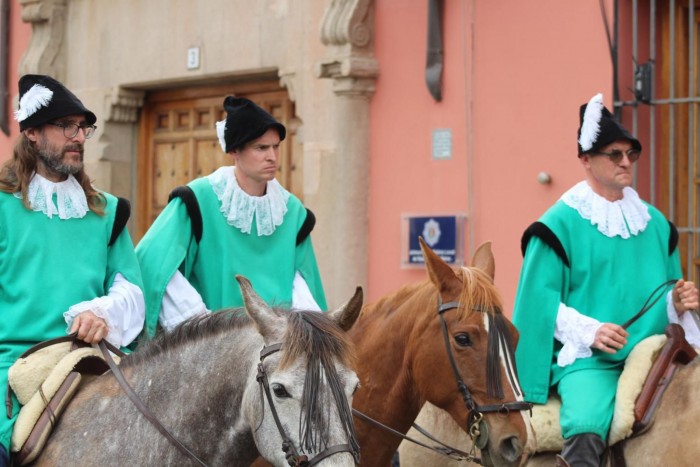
[407,215,459,264]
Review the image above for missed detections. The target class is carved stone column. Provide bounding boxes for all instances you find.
[315,0,378,306]
[18,0,66,78]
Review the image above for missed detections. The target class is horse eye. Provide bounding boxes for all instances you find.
[454,333,472,347]
[352,382,361,395]
[272,383,290,398]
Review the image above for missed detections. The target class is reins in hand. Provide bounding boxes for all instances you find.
[621,279,678,330]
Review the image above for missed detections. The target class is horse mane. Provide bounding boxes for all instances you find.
[455,266,504,317]
[121,309,249,368]
[123,308,355,369]
[363,265,504,320]
[281,311,359,457]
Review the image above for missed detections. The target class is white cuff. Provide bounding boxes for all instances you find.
[666,291,700,348]
[159,270,210,331]
[63,272,145,347]
[291,271,321,312]
[554,303,603,367]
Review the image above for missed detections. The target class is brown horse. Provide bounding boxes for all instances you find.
[349,239,534,466]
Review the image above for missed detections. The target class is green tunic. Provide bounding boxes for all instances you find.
[0,191,143,451]
[513,199,679,406]
[136,175,327,338]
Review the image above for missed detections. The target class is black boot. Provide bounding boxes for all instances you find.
[559,433,605,467]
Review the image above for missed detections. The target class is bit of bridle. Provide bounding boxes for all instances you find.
[256,343,360,467]
[352,297,532,464]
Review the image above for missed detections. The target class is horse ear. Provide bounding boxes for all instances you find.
[419,237,459,289]
[471,241,495,280]
[235,275,285,342]
[328,286,363,331]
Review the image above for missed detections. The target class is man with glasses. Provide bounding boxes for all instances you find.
[512,93,699,466]
[0,74,144,465]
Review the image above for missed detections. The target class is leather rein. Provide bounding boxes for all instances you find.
[97,339,209,466]
[352,298,532,464]
[256,343,360,467]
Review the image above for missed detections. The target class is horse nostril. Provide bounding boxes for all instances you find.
[499,436,522,463]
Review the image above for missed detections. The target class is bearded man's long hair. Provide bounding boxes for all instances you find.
[0,133,106,215]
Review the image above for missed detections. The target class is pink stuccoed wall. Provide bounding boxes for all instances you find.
[0,0,31,163]
[368,1,616,314]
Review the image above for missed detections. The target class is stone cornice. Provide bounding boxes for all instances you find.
[104,88,145,123]
[18,0,66,78]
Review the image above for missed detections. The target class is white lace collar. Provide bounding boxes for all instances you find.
[208,166,290,236]
[561,181,650,239]
[14,173,89,219]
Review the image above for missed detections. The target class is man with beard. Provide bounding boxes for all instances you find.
[0,74,145,465]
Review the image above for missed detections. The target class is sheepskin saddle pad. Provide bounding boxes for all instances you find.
[8,340,114,465]
[530,334,667,453]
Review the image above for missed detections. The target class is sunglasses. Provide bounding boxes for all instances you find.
[589,148,641,164]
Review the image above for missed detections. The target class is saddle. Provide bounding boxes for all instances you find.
[531,324,697,453]
[631,323,697,433]
[606,324,697,467]
[6,335,112,465]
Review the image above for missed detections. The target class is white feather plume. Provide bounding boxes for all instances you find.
[215,120,227,152]
[14,84,54,122]
[578,93,604,151]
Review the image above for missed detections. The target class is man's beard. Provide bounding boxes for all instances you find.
[37,140,84,177]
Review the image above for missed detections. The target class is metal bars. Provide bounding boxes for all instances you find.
[616,0,700,282]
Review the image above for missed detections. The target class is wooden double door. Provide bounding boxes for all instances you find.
[136,81,301,240]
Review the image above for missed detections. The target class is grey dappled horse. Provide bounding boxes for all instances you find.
[34,276,362,466]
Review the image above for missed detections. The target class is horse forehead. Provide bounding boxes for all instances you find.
[269,355,357,387]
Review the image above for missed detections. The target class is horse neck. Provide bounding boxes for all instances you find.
[350,285,433,436]
[119,329,261,457]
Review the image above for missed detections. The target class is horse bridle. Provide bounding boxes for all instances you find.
[437,299,532,456]
[100,339,359,467]
[351,298,532,464]
[257,343,360,467]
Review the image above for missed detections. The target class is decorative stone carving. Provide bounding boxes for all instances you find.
[321,0,373,49]
[104,88,145,123]
[18,0,66,79]
[317,0,378,97]
[278,69,297,102]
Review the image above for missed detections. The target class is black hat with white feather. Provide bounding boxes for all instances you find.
[14,74,96,131]
[577,93,641,155]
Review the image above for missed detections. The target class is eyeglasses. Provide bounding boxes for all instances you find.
[589,148,641,164]
[46,121,97,139]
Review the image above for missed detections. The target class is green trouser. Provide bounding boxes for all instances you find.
[557,366,621,440]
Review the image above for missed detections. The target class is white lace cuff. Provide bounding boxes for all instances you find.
[554,303,603,367]
[666,291,700,348]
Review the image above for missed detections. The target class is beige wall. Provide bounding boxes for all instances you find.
[16,0,377,308]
